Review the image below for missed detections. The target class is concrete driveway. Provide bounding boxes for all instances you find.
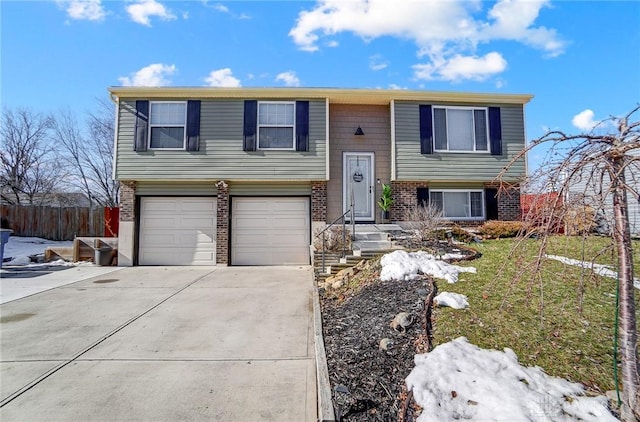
[0,266,317,421]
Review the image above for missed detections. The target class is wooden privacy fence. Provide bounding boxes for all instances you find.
[0,205,119,241]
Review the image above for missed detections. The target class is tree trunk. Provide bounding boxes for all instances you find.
[610,156,640,421]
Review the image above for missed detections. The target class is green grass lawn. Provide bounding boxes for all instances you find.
[432,235,640,394]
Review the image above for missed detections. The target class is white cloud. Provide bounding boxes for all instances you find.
[572,109,598,131]
[126,0,176,26]
[213,4,229,13]
[118,63,176,86]
[413,52,507,82]
[369,54,388,71]
[289,0,565,82]
[275,71,301,87]
[482,0,564,57]
[58,0,106,21]
[204,68,241,87]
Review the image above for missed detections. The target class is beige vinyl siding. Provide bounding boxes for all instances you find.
[326,104,391,223]
[136,181,217,196]
[229,182,311,196]
[115,99,326,181]
[394,102,526,182]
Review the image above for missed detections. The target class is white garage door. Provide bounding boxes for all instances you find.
[232,197,310,265]
[139,197,216,265]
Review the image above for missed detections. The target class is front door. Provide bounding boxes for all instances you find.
[343,152,375,222]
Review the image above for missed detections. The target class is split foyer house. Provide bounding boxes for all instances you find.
[110,87,532,267]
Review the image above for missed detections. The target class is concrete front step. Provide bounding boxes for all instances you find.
[313,249,397,283]
[352,240,393,251]
[352,232,389,241]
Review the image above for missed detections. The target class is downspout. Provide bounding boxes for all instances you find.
[390,99,396,181]
[109,93,119,181]
[325,97,330,181]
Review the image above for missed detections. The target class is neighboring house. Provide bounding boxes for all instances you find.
[566,149,640,236]
[109,87,532,266]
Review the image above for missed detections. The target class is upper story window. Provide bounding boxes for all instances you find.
[149,101,186,149]
[258,102,295,149]
[430,189,484,220]
[433,107,488,153]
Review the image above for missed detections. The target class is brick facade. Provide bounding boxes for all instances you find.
[216,181,229,265]
[119,181,136,222]
[497,187,522,221]
[390,181,429,221]
[311,181,327,222]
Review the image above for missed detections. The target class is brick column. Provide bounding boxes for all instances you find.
[119,181,136,221]
[390,181,428,222]
[311,181,327,223]
[216,181,229,265]
[497,186,522,221]
[118,181,136,266]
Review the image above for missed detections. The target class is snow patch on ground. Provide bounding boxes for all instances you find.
[406,337,617,421]
[546,254,640,290]
[3,236,74,266]
[380,250,476,283]
[434,292,469,309]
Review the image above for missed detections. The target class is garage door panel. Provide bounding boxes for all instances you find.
[178,199,216,213]
[143,200,180,213]
[141,233,180,245]
[179,217,216,229]
[139,197,216,266]
[231,197,310,266]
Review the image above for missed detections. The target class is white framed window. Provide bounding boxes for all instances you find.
[433,106,489,153]
[149,101,187,149]
[258,101,295,150]
[430,189,484,220]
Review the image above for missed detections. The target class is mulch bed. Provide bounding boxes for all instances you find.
[319,235,478,421]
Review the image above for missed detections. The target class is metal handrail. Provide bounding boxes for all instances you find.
[315,185,358,274]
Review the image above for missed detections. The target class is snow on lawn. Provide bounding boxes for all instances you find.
[3,236,73,266]
[546,254,640,290]
[434,292,469,309]
[406,337,617,422]
[380,250,476,283]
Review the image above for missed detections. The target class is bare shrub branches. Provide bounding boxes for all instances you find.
[497,104,640,420]
[402,203,445,242]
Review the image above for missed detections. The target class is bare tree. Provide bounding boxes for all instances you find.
[499,105,640,420]
[86,98,119,207]
[51,99,119,208]
[0,108,61,204]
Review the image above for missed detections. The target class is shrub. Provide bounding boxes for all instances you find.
[564,205,597,235]
[403,204,445,241]
[313,225,352,252]
[451,225,476,243]
[479,220,525,239]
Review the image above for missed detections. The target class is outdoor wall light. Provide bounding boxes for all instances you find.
[354,126,365,136]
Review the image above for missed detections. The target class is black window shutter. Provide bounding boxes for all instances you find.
[243,100,257,151]
[419,105,433,154]
[489,107,502,156]
[295,101,309,152]
[417,187,429,208]
[186,100,201,151]
[134,100,149,152]
[485,188,499,220]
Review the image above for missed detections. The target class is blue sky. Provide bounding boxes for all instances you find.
[2,0,639,171]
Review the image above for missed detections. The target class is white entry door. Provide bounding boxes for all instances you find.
[343,152,375,222]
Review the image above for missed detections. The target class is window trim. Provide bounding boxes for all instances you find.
[257,101,296,151]
[148,101,187,150]
[430,189,485,221]
[432,105,490,154]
